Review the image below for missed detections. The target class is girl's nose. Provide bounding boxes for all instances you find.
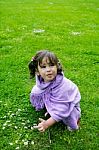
[46,66,51,71]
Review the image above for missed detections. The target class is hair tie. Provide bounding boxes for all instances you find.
[31,57,35,61]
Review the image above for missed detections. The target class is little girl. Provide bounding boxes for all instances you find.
[29,50,81,132]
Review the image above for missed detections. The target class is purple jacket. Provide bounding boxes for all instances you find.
[30,74,81,122]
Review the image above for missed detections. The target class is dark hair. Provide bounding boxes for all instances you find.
[28,50,62,78]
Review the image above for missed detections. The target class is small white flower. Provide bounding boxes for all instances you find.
[22,139,25,142]
[2,126,5,130]
[15,126,18,129]
[16,147,19,149]
[33,123,37,126]
[8,124,12,127]
[6,120,10,123]
[71,31,81,35]
[0,101,2,103]
[19,134,22,136]
[31,141,34,145]
[9,143,13,145]
[18,109,21,111]
[11,113,15,116]
[33,29,45,33]
[3,123,7,126]
[15,140,18,143]
[21,123,25,125]
[3,116,7,118]
[24,141,28,145]
[24,126,28,129]
[10,113,15,117]
[31,127,34,130]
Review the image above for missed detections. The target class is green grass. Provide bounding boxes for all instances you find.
[0,0,99,149]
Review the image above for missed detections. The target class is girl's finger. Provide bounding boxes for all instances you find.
[38,127,45,132]
[39,118,44,122]
[33,125,39,129]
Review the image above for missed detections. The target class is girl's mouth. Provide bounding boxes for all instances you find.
[47,74,53,77]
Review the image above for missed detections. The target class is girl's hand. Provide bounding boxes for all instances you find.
[33,117,56,132]
[37,118,48,132]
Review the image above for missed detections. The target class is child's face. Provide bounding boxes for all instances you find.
[37,57,57,82]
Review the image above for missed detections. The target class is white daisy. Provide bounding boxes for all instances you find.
[24,141,28,146]
[31,141,34,145]
[9,143,13,145]
[15,146,19,149]
[71,31,81,35]
[24,126,28,129]
[33,29,45,33]
[15,126,18,129]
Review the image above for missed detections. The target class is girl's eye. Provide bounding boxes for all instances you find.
[40,65,46,68]
[40,64,55,69]
[49,63,55,66]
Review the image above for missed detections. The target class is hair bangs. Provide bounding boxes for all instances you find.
[38,51,58,66]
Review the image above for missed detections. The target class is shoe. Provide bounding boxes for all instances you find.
[67,126,74,131]
[67,118,80,131]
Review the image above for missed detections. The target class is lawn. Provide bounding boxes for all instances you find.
[0,0,99,149]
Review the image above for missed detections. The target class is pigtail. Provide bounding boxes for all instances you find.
[57,61,63,74]
[28,58,36,79]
